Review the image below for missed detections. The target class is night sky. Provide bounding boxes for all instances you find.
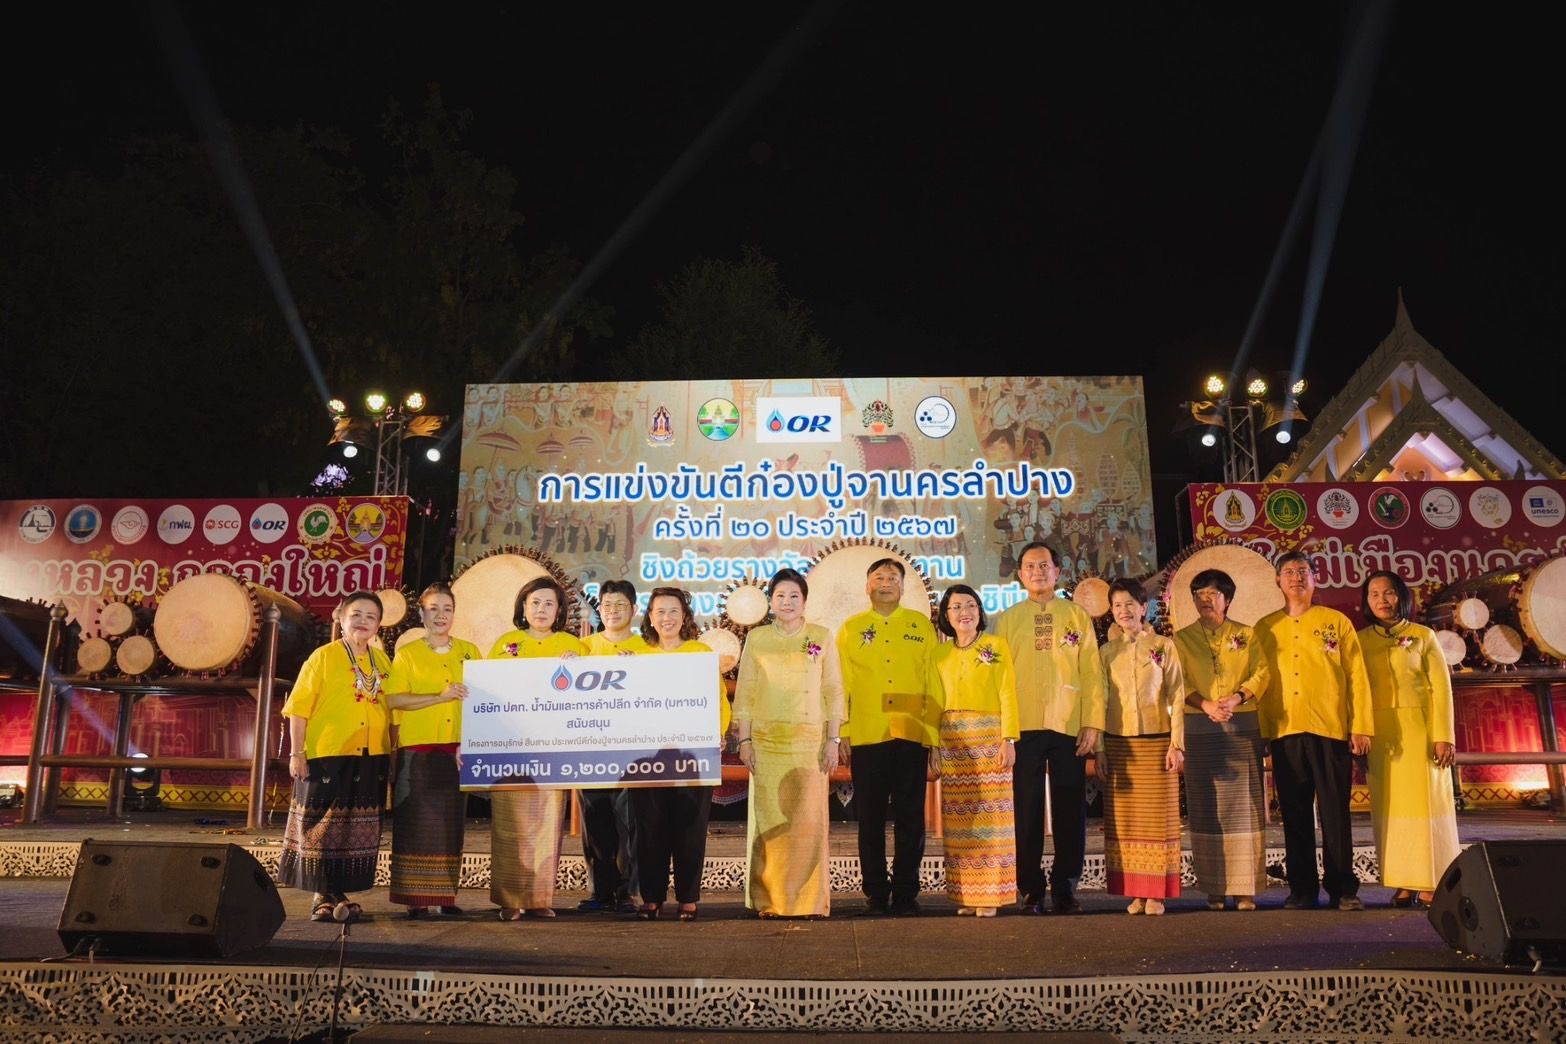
[7,3,1561,561]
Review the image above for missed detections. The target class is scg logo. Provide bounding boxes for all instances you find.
[755,396,842,444]
[548,665,628,691]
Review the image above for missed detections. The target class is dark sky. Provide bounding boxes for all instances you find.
[9,3,1562,550]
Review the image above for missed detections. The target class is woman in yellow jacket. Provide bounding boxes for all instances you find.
[1359,571,1458,906]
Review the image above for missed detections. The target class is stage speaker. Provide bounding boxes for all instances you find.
[1428,840,1566,964]
[58,840,285,958]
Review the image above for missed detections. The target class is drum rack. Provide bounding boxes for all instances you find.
[19,604,294,831]
[1451,669,1566,812]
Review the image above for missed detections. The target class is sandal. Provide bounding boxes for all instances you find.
[636,903,661,921]
[498,907,523,921]
[310,901,336,922]
[1206,895,1226,911]
[524,907,556,919]
[341,901,362,921]
[677,904,699,922]
[1390,889,1414,908]
[975,907,997,918]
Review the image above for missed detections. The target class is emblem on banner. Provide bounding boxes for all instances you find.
[1316,488,1359,530]
[65,505,101,545]
[1370,487,1410,529]
[346,502,387,543]
[1419,488,1462,530]
[110,506,149,545]
[648,405,675,445]
[914,395,956,438]
[1212,489,1257,532]
[1523,486,1565,528]
[298,504,337,545]
[861,399,894,434]
[1468,486,1512,529]
[157,505,196,545]
[17,504,56,544]
[696,398,739,442]
[1264,489,1307,532]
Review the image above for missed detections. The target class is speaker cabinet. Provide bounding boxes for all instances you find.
[1428,840,1566,964]
[59,840,285,958]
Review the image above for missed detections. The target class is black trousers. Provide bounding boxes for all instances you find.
[1271,733,1359,900]
[850,738,927,903]
[630,785,713,905]
[1012,729,1087,900]
[580,787,638,902]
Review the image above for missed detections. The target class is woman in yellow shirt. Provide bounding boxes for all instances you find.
[1359,571,1459,907]
[732,568,844,918]
[631,586,728,921]
[928,584,1020,917]
[385,581,482,918]
[488,576,587,921]
[1098,579,1186,915]
[279,591,392,922]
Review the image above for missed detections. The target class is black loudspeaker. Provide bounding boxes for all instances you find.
[59,840,285,958]
[1428,840,1566,964]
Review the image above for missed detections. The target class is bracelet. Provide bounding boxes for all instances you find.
[290,750,307,757]
[738,739,753,747]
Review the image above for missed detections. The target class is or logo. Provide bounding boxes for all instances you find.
[1264,489,1308,532]
[110,506,150,545]
[1468,485,1512,530]
[549,665,627,691]
[157,505,196,545]
[298,504,337,545]
[550,665,572,691]
[861,399,894,433]
[1370,487,1411,529]
[1315,488,1360,530]
[756,396,842,444]
[65,505,101,544]
[249,502,290,544]
[1211,489,1256,533]
[1419,488,1462,530]
[18,505,56,544]
[203,505,242,546]
[648,405,674,445]
[345,502,386,544]
[1522,485,1565,528]
[696,398,739,442]
[914,395,957,439]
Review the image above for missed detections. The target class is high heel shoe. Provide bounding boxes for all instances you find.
[677,904,699,922]
[1390,890,1414,908]
[636,903,661,921]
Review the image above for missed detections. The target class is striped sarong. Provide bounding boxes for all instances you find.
[1184,711,1267,897]
[279,754,389,895]
[1102,734,1181,900]
[389,747,464,907]
[746,723,832,916]
[938,711,1017,909]
[489,787,565,909]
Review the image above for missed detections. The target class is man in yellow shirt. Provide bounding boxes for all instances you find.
[995,541,1105,915]
[1256,550,1374,911]
[837,558,942,916]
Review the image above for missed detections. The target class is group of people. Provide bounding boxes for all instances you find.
[275,541,1459,921]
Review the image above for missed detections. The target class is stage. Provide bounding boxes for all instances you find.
[1,812,1563,1041]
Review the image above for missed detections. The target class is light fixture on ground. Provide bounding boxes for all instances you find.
[126,751,161,812]
[325,392,449,495]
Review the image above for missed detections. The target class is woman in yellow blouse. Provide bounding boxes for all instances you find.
[631,586,729,921]
[1098,578,1186,915]
[1171,568,1270,912]
[929,584,1019,917]
[385,581,481,918]
[279,591,392,922]
[488,576,586,920]
[733,568,844,918]
[1359,571,1458,907]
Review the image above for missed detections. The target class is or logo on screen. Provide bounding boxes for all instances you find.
[249,502,290,544]
[755,396,841,443]
[696,398,738,441]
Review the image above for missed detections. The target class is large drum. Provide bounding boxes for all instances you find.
[1425,565,1534,669]
[97,600,152,639]
[114,635,163,677]
[801,539,936,639]
[75,637,114,676]
[1518,554,1566,662]
[1161,540,1285,631]
[1070,575,1112,619]
[719,579,772,632]
[451,547,582,655]
[153,574,316,678]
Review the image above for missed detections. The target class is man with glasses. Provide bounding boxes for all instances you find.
[1256,551,1373,911]
[996,541,1106,914]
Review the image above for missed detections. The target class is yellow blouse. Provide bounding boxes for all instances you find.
[733,622,845,731]
[1100,630,1186,749]
[995,597,1107,735]
[1357,622,1455,745]
[930,634,1021,741]
[281,641,393,757]
[489,629,587,661]
[1256,605,1374,741]
[642,638,731,736]
[1172,619,1270,715]
[386,637,483,746]
[835,607,942,745]
[584,632,650,656]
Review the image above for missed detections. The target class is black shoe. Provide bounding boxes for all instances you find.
[890,898,921,917]
[861,897,890,917]
[438,905,464,916]
[576,897,614,912]
[1333,896,1364,911]
[1282,893,1321,910]
[1051,893,1083,915]
[406,907,429,920]
[1020,894,1048,916]
[614,898,639,914]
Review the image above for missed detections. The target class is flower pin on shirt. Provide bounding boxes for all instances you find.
[505,642,520,657]
[859,625,878,647]
[1148,647,1166,668]
[1227,633,1247,652]
[802,639,823,659]
[1062,630,1082,648]
[1396,635,1416,651]
[1322,634,1339,654]
[976,644,999,665]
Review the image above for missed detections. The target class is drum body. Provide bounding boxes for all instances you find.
[115,635,163,677]
[1162,541,1285,631]
[1517,555,1566,661]
[1425,563,1552,669]
[697,626,743,674]
[76,637,114,676]
[153,574,315,678]
[801,540,936,639]
[98,601,152,639]
[451,547,580,655]
[719,581,771,631]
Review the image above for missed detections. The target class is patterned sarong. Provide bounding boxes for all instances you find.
[1184,712,1267,897]
[1102,734,1181,900]
[938,711,1017,908]
[389,747,465,907]
[746,723,831,917]
[279,754,389,895]
[489,787,565,909]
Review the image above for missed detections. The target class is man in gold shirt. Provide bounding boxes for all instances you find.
[837,558,942,916]
[1256,550,1374,911]
[995,541,1106,915]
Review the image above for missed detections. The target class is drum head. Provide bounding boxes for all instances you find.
[154,574,255,672]
[378,589,409,629]
[394,627,427,653]
[722,583,771,628]
[452,552,555,655]
[1072,576,1111,618]
[698,626,742,673]
[1519,555,1566,660]
[1165,543,1285,631]
[803,543,934,639]
[116,635,158,676]
[1432,629,1468,668]
[77,637,112,674]
[1454,597,1491,632]
[98,601,137,638]
[1479,624,1524,665]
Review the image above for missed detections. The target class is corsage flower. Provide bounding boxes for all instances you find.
[803,639,823,659]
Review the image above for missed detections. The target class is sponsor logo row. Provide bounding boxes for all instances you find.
[662,394,960,446]
[15,502,392,548]
[1212,485,1566,534]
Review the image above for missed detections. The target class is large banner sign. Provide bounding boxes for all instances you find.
[461,653,723,789]
[456,377,1155,613]
[0,496,410,624]
[1184,480,1566,617]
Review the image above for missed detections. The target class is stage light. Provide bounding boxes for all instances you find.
[425,447,442,463]
[404,391,427,412]
[1276,429,1293,444]
[365,392,388,414]
[126,752,162,812]
[342,444,359,459]
[1200,431,1218,448]
[1291,377,1308,397]
[1247,377,1269,398]
[327,398,348,418]
[1204,375,1227,397]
